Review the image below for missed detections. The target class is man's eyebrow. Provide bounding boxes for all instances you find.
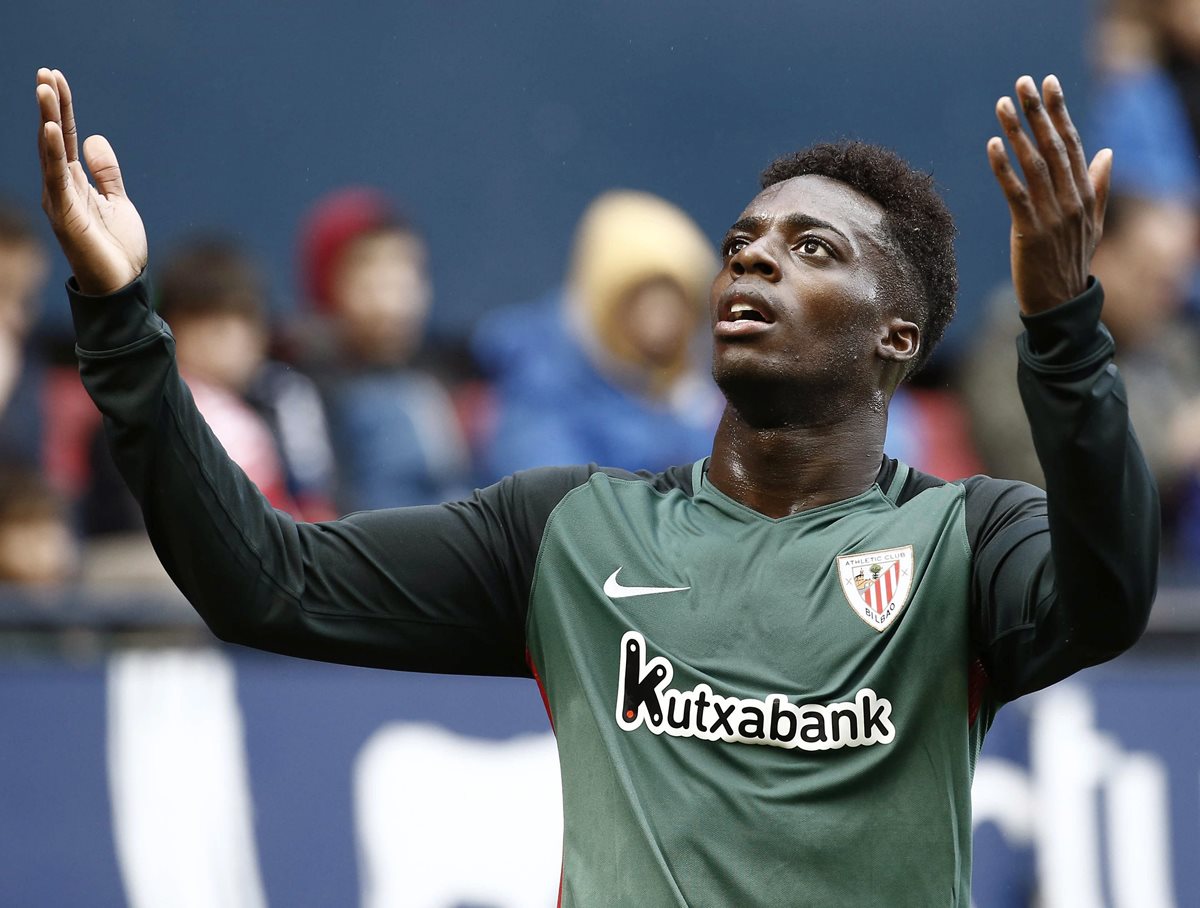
[722,213,851,244]
[723,216,768,239]
[780,213,850,243]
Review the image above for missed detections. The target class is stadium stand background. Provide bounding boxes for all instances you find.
[1,0,1089,350]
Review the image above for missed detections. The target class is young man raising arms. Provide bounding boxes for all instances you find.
[34,68,1156,905]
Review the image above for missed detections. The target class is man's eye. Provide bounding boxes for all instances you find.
[723,238,748,257]
[798,237,833,257]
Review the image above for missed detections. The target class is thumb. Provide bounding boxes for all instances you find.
[1088,147,1113,235]
[83,134,126,198]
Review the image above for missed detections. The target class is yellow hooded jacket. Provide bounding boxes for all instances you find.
[566,190,717,397]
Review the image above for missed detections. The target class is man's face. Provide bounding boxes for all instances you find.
[710,175,901,421]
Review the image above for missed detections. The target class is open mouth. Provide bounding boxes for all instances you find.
[715,291,775,338]
[728,301,768,323]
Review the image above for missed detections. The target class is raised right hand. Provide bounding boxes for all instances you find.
[36,68,147,296]
[985,74,1111,317]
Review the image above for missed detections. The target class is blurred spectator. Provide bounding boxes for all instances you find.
[0,469,77,585]
[1095,0,1200,152]
[960,193,1200,561]
[1158,0,1200,143]
[472,190,722,479]
[1091,3,1200,209]
[0,200,50,471]
[1092,0,1200,314]
[83,238,336,534]
[1085,1,1200,563]
[296,188,469,510]
[0,201,75,587]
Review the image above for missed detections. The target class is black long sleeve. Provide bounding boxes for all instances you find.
[72,273,1158,698]
[965,278,1160,701]
[70,274,587,676]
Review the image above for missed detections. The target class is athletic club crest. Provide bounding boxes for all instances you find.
[836,545,915,632]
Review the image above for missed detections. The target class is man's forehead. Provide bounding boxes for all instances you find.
[737,175,886,240]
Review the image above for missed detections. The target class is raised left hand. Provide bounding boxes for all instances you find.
[987,74,1112,316]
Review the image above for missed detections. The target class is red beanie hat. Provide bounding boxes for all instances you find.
[299,187,407,312]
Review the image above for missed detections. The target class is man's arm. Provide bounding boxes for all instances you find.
[37,69,580,674]
[966,281,1159,700]
[969,75,1158,701]
[77,277,583,674]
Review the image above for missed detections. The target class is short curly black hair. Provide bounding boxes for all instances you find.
[760,141,957,376]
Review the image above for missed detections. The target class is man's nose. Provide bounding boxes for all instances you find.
[729,239,781,281]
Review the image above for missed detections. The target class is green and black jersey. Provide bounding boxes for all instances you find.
[69,275,1158,907]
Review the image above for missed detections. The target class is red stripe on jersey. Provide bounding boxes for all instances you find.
[525,648,556,734]
[526,647,564,906]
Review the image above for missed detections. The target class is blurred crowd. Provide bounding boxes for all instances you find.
[0,185,729,596]
[0,0,1197,599]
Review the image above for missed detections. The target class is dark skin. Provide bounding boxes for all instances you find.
[707,175,918,516]
[34,69,1109,520]
[706,74,1112,517]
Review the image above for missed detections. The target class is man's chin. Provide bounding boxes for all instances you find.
[712,346,787,392]
[712,353,859,429]
[712,360,795,428]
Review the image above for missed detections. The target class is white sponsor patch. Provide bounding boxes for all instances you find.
[836,545,915,632]
[615,632,895,751]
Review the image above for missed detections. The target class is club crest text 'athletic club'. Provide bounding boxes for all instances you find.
[836,545,914,632]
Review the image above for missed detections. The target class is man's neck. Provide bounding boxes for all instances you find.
[705,405,887,519]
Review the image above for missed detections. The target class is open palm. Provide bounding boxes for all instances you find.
[36,68,147,296]
[986,74,1112,316]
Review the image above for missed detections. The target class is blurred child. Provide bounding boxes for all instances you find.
[159,240,298,511]
[0,469,77,585]
[163,240,337,519]
[83,239,336,533]
[472,190,722,479]
[298,188,470,510]
[0,201,50,471]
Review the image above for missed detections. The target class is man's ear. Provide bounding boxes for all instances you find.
[876,317,921,366]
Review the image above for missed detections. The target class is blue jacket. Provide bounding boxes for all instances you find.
[473,291,721,482]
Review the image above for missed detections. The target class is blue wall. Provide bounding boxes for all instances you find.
[1,647,1196,906]
[0,0,1090,354]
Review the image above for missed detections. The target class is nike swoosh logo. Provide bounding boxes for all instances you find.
[603,567,690,599]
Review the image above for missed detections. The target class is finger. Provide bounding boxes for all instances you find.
[987,136,1035,229]
[35,67,58,107]
[35,76,62,153]
[52,70,79,163]
[35,81,62,176]
[69,160,92,202]
[83,135,126,198]
[995,95,1053,204]
[1088,148,1114,236]
[1042,75,1091,199]
[35,71,60,126]
[1014,75,1077,205]
[35,81,49,173]
[41,121,74,210]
